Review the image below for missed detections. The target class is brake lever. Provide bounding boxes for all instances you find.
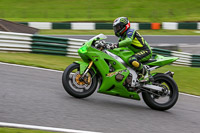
[95,40,106,49]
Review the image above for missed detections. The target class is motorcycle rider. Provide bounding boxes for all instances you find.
[107,17,152,76]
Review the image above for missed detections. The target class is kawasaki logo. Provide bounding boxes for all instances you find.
[106,70,127,77]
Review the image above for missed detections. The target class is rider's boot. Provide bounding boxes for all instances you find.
[140,65,148,76]
[138,65,149,83]
[132,61,147,80]
[132,61,146,76]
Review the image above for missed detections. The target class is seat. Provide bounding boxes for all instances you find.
[142,59,157,65]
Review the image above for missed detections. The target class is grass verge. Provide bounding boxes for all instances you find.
[0,52,199,96]
[0,127,57,133]
[0,0,199,22]
[39,29,200,35]
[0,52,81,71]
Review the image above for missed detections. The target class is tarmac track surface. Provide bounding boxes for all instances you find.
[53,35,200,44]
[0,63,200,133]
[53,35,200,54]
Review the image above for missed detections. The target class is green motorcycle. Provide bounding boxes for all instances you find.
[62,34,179,111]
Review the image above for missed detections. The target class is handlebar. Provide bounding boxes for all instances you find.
[94,40,107,50]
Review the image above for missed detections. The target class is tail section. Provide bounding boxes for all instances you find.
[146,54,178,67]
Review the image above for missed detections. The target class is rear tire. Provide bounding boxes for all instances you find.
[62,63,97,98]
[142,73,179,111]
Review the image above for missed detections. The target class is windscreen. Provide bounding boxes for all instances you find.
[89,34,107,41]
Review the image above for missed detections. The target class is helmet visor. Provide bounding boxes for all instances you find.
[113,25,121,33]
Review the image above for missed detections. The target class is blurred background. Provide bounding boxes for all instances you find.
[0,0,199,22]
[1,0,199,52]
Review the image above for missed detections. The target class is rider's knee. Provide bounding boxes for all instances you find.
[132,61,140,68]
[129,57,140,68]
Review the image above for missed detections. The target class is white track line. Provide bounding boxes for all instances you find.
[0,61,199,99]
[0,62,62,73]
[0,122,101,133]
[180,93,200,99]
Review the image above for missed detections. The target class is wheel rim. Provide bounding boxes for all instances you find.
[151,79,173,104]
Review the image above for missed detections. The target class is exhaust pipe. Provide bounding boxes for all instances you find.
[165,71,174,78]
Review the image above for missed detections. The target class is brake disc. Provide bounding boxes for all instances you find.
[72,71,91,89]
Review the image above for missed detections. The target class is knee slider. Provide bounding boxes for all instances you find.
[132,61,140,68]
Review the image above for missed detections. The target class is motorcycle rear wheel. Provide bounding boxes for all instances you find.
[142,73,179,111]
[62,63,97,98]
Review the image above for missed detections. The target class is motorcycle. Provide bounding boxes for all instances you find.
[62,34,179,111]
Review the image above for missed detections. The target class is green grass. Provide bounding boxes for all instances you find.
[0,52,199,96]
[0,127,57,133]
[39,29,200,35]
[0,52,81,71]
[0,0,199,22]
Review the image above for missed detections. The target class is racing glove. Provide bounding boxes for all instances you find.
[106,43,119,49]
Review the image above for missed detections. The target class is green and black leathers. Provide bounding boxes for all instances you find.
[118,29,152,70]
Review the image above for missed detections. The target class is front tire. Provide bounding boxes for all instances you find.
[62,63,97,98]
[142,73,179,111]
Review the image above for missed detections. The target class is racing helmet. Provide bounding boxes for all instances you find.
[113,17,130,37]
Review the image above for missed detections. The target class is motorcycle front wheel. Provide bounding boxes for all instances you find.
[62,63,97,98]
[142,73,179,111]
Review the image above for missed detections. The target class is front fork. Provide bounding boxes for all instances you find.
[79,61,94,81]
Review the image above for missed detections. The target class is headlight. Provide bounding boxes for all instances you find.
[78,46,87,54]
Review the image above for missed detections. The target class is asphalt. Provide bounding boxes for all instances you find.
[0,63,200,133]
[53,35,200,54]
[54,35,200,44]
